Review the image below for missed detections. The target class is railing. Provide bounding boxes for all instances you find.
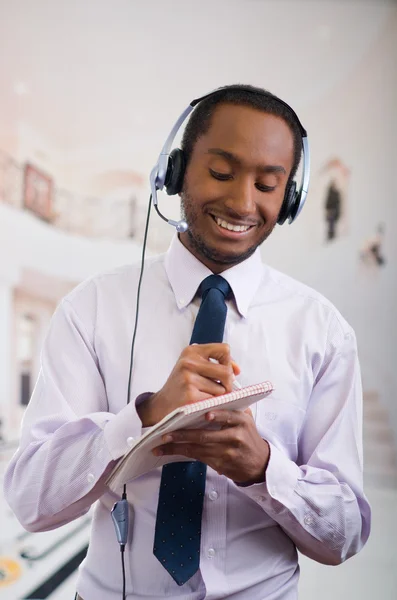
[0,149,146,241]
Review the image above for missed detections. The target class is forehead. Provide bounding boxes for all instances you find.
[194,103,295,167]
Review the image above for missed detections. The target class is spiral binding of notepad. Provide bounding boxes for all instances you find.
[184,381,273,414]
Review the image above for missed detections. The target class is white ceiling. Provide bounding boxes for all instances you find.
[0,0,395,166]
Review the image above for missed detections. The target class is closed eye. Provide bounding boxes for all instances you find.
[210,168,276,192]
[209,168,232,181]
[255,183,276,193]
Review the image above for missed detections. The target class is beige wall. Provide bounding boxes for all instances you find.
[261,8,397,431]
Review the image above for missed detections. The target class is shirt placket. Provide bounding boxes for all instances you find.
[199,469,228,598]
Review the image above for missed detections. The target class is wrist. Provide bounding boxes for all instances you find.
[236,440,270,487]
[136,392,157,427]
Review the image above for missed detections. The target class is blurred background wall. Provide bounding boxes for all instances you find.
[0,1,396,598]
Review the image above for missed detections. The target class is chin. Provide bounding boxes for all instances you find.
[193,237,259,267]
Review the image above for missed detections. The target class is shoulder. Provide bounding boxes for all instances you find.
[261,264,355,345]
[59,253,167,326]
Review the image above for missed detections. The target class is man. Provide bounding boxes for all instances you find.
[4,85,371,600]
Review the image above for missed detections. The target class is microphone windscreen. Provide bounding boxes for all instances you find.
[176,220,188,233]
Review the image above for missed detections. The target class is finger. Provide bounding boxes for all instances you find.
[196,363,235,393]
[205,409,248,427]
[190,343,233,367]
[194,359,233,381]
[207,358,241,390]
[187,343,241,377]
[186,344,241,392]
[181,358,234,394]
[161,427,233,445]
[231,360,241,376]
[153,442,209,460]
[191,373,227,397]
[153,443,239,478]
[196,348,240,379]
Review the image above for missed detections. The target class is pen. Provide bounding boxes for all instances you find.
[208,357,242,391]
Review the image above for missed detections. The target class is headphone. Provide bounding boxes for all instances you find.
[149,85,310,232]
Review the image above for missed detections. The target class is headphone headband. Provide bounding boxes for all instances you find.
[190,86,307,138]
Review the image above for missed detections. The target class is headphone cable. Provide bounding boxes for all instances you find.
[113,193,152,600]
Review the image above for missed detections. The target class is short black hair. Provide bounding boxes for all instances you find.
[181,84,303,181]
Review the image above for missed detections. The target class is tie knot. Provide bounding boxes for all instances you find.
[199,275,231,300]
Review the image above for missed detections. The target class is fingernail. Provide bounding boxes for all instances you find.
[163,434,173,443]
[207,412,215,421]
[153,448,163,456]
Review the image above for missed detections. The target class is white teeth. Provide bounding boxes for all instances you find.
[215,217,250,232]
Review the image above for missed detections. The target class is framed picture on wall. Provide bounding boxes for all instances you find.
[320,158,351,242]
[360,223,387,268]
[23,163,54,222]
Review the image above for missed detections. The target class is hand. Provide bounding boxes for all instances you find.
[137,343,240,427]
[153,408,270,485]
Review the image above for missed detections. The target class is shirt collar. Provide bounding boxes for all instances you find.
[164,234,264,318]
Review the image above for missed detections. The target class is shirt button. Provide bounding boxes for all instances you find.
[268,486,277,496]
[179,297,186,305]
[127,436,135,447]
[304,514,314,526]
[207,548,216,559]
[208,490,218,501]
[87,473,95,484]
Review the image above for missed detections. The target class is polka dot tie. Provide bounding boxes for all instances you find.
[153,275,231,585]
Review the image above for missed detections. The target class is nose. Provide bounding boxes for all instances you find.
[223,175,256,218]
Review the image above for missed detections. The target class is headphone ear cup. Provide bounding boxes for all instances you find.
[164,148,186,196]
[277,181,297,225]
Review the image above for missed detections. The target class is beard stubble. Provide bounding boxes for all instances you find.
[180,189,276,269]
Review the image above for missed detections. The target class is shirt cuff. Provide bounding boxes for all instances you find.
[103,399,145,460]
[237,442,301,515]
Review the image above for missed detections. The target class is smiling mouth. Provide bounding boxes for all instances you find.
[211,215,254,233]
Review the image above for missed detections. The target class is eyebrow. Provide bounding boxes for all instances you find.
[206,148,286,175]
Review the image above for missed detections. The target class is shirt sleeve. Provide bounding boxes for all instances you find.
[238,327,371,565]
[3,296,144,533]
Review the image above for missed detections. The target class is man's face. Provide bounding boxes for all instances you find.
[179,103,295,273]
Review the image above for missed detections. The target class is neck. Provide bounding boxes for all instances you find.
[178,232,236,274]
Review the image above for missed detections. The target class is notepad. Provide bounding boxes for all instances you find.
[106,381,274,491]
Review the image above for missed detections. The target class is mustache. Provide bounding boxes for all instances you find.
[181,192,267,229]
[207,210,260,227]
[201,202,262,226]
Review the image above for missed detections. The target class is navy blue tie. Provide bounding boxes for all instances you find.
[153,275,231,585]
